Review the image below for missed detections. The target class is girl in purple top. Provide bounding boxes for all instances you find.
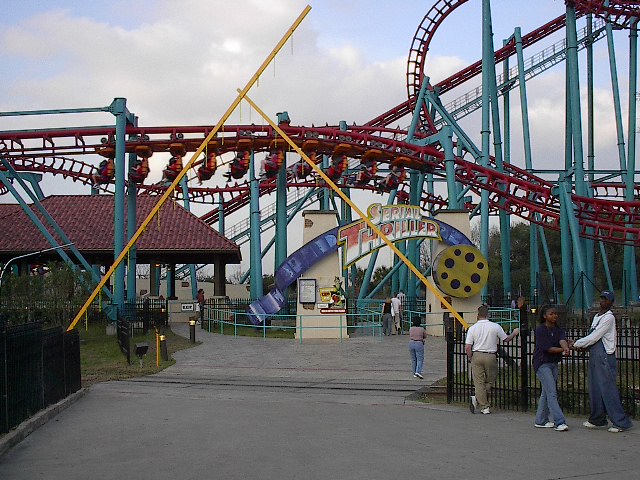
[533,305,570,431]
[409,317,427,379]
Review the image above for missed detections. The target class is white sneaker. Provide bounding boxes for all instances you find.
[554,424,569,432]
[608,426,625,433]
[415,373,424,379]
[480,407,491,415]
[583,420,607,429]
[534,422,554,428]
[469,396,478,414]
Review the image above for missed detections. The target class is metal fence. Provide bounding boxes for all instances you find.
[446,325,640,419]
[0,319,81,433]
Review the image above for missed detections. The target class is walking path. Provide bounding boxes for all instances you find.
[0,324,638,480]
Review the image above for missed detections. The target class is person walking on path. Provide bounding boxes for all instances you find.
[196,288,205,324]
[409,317,427,379]
[533,305,570,432]
[571,291,633,433]
[381,297,393,336]
[465,304,520,415]
[391,293,402,335]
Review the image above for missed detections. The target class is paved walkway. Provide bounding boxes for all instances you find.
[0,324,638,479]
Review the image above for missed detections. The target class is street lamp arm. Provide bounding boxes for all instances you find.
[0,243,74,292]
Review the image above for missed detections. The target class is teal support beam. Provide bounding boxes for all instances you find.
[485,20,508,303]
[585,15,596,304]
[218,193,225,234]
[275,156,288,271]
[407,75,432,142]
[479,0,493,297]
[178,176,198,300]
[625,17,639,305]
[0,159,112,299]
[407,171,424,298]
[320,154,330,210]
[167,264,176,299]
[561,71,573,305]
[126,148,138,304]
[441,126,460,209]
[501,37,513,301]
[557,180,588,310]
[566,4,589,307]
[111,98,128,312]
[515,27,539,304]
[249,151,263,300]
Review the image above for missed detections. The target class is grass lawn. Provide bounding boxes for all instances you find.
[79,322,199,387]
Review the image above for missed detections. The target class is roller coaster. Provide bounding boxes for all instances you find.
[1,0,639,314]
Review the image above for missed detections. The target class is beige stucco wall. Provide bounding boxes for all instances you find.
[295,210,348,340]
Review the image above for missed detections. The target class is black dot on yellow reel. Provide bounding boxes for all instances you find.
[432,245,489,298]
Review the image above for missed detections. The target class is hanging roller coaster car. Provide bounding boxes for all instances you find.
[168,143,187,157]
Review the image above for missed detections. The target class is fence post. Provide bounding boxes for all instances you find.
[520,326,529,411]
[446,326,454,404]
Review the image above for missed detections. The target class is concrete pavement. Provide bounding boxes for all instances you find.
[0,324,638,479]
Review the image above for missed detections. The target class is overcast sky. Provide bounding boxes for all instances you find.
[1,1,636,274]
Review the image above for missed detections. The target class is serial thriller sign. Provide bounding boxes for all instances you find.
[337,203,441,267]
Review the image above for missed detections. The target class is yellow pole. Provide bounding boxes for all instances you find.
[68,5,312,331]
[240,92,468,328]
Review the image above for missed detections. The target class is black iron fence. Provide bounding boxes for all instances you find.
[116,298,168,363]
[447,325,640,419]
[0,319,81,433]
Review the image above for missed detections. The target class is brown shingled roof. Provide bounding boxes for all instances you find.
[0,195,241,265]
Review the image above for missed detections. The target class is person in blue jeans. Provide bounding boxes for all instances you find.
[409,317,427,379]
[533,305,571,431]
[572,291,633,433]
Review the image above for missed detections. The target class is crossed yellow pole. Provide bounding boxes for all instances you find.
[67,5,312,331]
[239,92,468,328]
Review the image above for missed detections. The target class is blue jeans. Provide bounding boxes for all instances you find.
[587,340,632,429]
[409,340,424,374]
[535,363,565,426]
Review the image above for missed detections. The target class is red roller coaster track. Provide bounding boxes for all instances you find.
[1,1,639,246]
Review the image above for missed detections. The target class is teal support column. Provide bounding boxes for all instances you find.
[479,0,493,297]
[605,14,637,305]
[485,17,508,303]
[150,263,160,296]
[275,158,287,271]
[501,37,513,302]
[585,15,596,302]
[218,193,225,234]
[625,18,639,304]
[442,126,459,209]
[249,151,263,300]
[407,171,423,298]
[566,3,589,308]
[179,176,198,300]
[558,180,588,309]
[111,98,128,313]
[515,27,539,303]
[320,155,330,210]
[167,264,176,300]
[126,149,138,304]
[561,73,573,305]
[341,188,354,294]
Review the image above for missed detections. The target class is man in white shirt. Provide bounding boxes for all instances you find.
[391,293,402,335]
[572,291,633,433]
[465,304,520,414]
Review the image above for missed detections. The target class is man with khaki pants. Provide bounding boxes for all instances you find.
[465,304,520,414]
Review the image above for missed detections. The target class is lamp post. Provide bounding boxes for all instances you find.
[0,243,74,297]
